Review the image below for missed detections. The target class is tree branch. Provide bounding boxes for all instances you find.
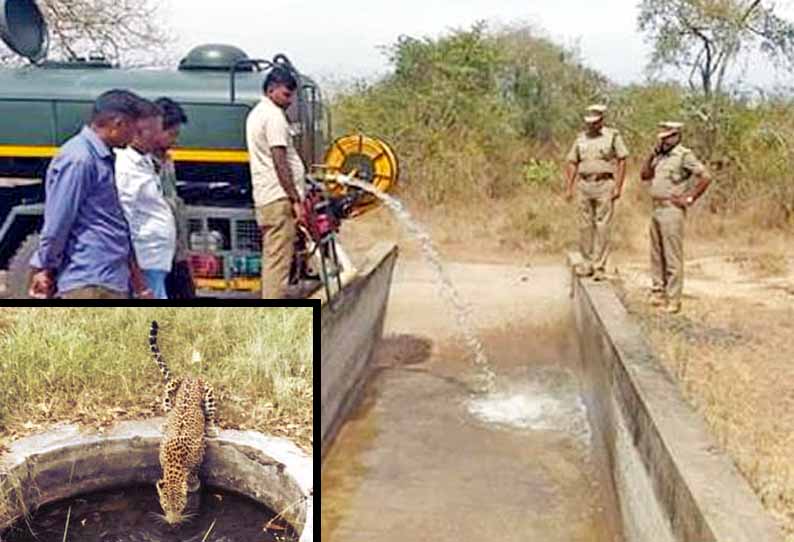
[688,21,716,95]
[688,47,705,91]
[739,0,762,25]
[34,0,173,65]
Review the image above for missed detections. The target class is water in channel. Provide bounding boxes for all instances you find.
[337,175,496,391]
[322,323,624,542]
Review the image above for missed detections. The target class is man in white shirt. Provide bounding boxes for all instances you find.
[115,100,177,299]
[246,66,306,299]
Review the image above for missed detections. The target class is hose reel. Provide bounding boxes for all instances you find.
[319,133,399,217]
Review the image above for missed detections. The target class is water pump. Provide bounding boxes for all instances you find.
[298,134,399,301]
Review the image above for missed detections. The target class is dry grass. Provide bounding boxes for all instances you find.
[0,308,313,454]
[617,286,794,540]
[347,158,794,268]
[0,469,31,528]
[345,165,725,265]
[727,252,790,279]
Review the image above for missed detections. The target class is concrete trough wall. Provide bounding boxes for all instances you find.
[0,419,313,541]
[570,262,783,542]
[320,241,398,462]
[318,243,780,541]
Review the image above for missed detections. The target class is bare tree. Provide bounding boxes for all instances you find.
[1,0,174,66]
[638,0,794,97]
[638,0,794,156]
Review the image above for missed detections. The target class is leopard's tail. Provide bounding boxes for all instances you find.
[149,320,171,383]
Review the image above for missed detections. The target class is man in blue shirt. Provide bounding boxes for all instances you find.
[28,89,153,299]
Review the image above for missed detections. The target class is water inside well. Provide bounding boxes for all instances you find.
[3,485,298,542]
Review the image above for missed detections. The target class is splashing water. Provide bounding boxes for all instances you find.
[466,367,592,444]
[337,175,496,392]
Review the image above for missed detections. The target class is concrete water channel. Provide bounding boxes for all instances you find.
[321,243,784,542]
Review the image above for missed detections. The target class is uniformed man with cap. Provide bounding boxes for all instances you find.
[564,104,629,280]
[640,121,711,313]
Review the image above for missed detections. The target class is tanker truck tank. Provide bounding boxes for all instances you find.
[0,43,326,195]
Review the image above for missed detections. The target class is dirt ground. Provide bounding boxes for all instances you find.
[342,208,794,540]
[614,252,794,540]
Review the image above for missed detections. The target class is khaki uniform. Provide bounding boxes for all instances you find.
[256,200,297,299]
[646,144,706,304]
[246,96,306,299]
[566,127,629,273]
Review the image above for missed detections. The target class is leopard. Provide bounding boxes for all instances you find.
[148,320,219,525]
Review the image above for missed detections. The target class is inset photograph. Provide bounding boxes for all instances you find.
[0,307,313,542]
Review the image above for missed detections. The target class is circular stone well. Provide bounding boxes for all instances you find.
[0,418,313,541]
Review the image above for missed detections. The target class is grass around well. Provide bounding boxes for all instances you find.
[0,308,313,454]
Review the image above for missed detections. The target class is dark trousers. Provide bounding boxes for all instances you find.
[165,260,196,299]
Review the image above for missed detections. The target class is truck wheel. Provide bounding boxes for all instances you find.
[6,233,39,299]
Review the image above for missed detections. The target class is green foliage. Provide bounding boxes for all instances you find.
[638,0,794,97]
[612,82,794,222]
[714,99,794,223]
[495,25,609,142]
[332,20,794,230]
[332,23,605,205]
[608,83,688,152]
[522,159,559,187]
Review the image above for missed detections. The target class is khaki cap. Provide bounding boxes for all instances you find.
[584,104,607,123]
[657,121,684,139]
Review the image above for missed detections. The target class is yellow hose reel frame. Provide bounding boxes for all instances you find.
[318,133,399,218]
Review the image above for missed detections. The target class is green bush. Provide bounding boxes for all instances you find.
[331,21,794,230]
[331,22,604,205]
[522,159,559,187]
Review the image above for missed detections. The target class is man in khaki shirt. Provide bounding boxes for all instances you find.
[640,122,711,313]
[246,67,307,298]
[565,104,629,280]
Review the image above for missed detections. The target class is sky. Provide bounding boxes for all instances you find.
[163,0,794,90]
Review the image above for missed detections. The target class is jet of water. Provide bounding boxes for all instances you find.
[336,175,496,392]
